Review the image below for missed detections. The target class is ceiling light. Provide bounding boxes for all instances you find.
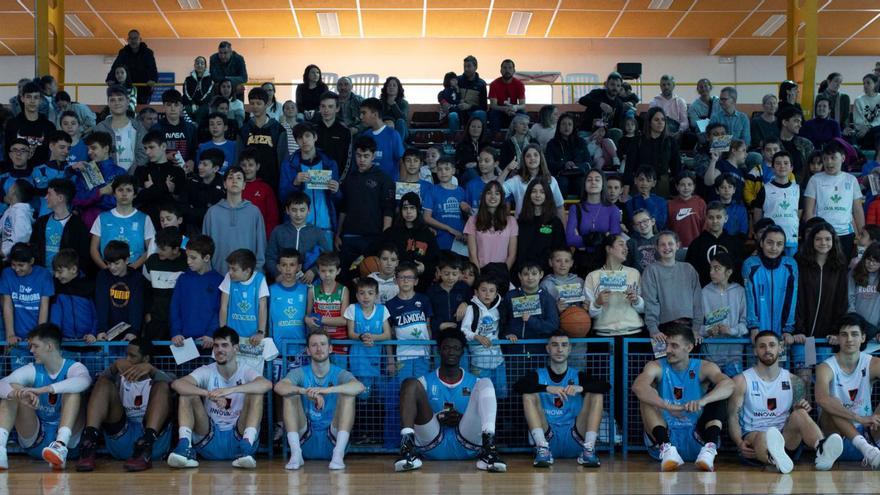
[317,12,341,36]
[648,0,673,10]
[753,14,786,37]
[64,14,94,38]
[507,11,532,36]
[177,0,202,9]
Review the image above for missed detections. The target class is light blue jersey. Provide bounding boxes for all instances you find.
[418,369,480,460]
[269,282,308,351]
[227,272,266,338]
[95,209,151,265]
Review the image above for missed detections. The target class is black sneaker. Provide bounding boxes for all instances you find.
[476,432,507,473]
[393,433,423,472]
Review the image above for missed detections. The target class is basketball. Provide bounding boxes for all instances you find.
[358,256,381,277]
[560,306,591,337]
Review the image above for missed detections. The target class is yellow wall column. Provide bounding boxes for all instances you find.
[786,0,817,118]
[35,0,65,86]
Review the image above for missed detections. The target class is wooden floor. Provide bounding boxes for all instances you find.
[4,454,880,494]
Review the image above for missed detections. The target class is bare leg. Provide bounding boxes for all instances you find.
[0,398,37,441]
[522,394,549,432]
[58,393,84,438]
[400,378,434,429]
[178,395,211,437]
[745,431,772,464]
[785,408,823,450]
[333,395,356,434]
[819,412,859,440]
[142,382,170,432]
[85,376,124,429]
[237,394,264,434]
[640,401,668,442]
[282,395,305,436]
[577,393,603,437]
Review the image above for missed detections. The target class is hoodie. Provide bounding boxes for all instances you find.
[0,202,33,257]
[279,150,341,231]
[50,274,97,339]
[426,281,472,335]
[266,222,331,278]
[742,254,798,335]
[539,273,584,309]
[202,199,266,274]
[461,294,505,370]
[700,282,747,367]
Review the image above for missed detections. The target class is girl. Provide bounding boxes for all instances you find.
[500,114,531,167]
[261,82,283,122]
[617,115,639,162]
[384,192,440,291]
[111,65,137,113]
[528,105,558,151]
[586,122,619,173]
[463,145,500,214]
[800,150,824,187]
[438,71,461,133]
[566,169,622,274]
[454,116,489,183]
[295,64,329,117]
[848,73,880,149]
[515,179,566,271]
[500,144,565,218]
[464,181,518,290]
[182,56,213,123]
[699,252,748,377]
[217,79,245,126]
[850,225,880,268]
[381,76,410,141]
[849,242,880,336]
[545,112,589,198]
[776,80,802,119]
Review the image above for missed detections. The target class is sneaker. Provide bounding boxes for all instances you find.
[476,433,507,473]
[814,434,843,471]
[394,433,422,472]
[42,441,68,470]
[533,445,554,467]
[123,440,153,472]
[75,441,97,472]
[577,446,600,467]
[695,444,717,472]
[659,443,684,472]
[765,427,793,474]
[232,439,256,469]
[862,445,880,470]
[167,439,199,469]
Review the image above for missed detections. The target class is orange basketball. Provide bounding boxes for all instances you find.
[358,256,381,277]
[560,306,591,338]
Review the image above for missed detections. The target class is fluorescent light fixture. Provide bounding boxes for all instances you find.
[753,14,786,37]
[317,12,340,36]
[177,0,202,9]
[507,11,532,36]
[64,14,93,38]
[648,0,673,10]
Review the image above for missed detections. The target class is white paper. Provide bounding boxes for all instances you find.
[262,337,279,361]
[170,338,200,365]
[805,336,817,367]
[696,118,710,134]
[451,239,469,257]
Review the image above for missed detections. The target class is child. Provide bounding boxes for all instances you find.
[700,253,747,377]
[58,110,88,164]
[239,86,284,189]
[195,112,236,174]
[715,174,748,238]
[461,261,478,288]
[540,248,585,313]
[462,275,507,398]
[586,122,619,173]
[422,145,452,185]
[219,248,268,343]
[31,131,70,199]
[269,248,308,356]
[185,148,225,230]
[95,240,143,340]
[617,116,639,169]
[305,252,350,357]
[0,180,35,259]
[158,203,190,247]
[267,192,332,284]
[703,139,746,201]
[142,227,188,341]
[67,131,126,228]
[49,248,97,341]
[685,201,745,287]
[626,209,658,272]
[345,277,391,398]
[239,146,279,239]
[851,225,880,268]
[503,261,559,358]
[356,98,404,180]
[804,142,865,258]
[463,146,499,214]
[280,123,341,235]
[424,159,466,251]
[202,166,266,274]
[136,131,186,229]
[89,175,155,270]
[1,243,54,343]
[605,175,629,232]
[369,245,401,304]
[666,170,706,248]
[153,89,197,171]
[752,151,801,256]
[438,72,461,134]
[743,139,783,207]
[396,148,433,207]
[426,256,472,335]
[170,234,222,349]
[625,166,667,230]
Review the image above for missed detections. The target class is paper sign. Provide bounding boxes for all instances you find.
[306,169,333,190]
[395,181,422,200]
[652,339,667,359]
[558,283,585,303]
[105,322,131,341]
[82,161,106,190]
[805,336,817,367]
[170,338,200,365]
[451,239,469,257]
[237,342,266,374]
[710,135,732,153]
[703,307,729,328]
[511,295,542,318]
[598,272,628,293]
[696,118,710,134]
[262,338,280,361]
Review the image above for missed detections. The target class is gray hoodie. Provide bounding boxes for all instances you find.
[700,282,747,367]
[92,115,148,170]
[461,294,504,370]
[202,199,266,274]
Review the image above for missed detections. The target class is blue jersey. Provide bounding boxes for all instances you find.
[96,209,151,265]
[33,359,75,426]
[269,282,308,346]
[227,272,265,337]
[44,216,65,268]
[428,184,466,250]
[422,368,478,415]
[299,364,347,431]
[361,127,403,180]
[348,304,387,377]
[31,163,64,191]
[658,358,705,428]
[537,367,583,428]
[465,177,490,211]
[0,266,54,338]
[68,141,88,165]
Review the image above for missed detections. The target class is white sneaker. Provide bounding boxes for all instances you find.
[329,456,345,470]
[659,443,684,472]
[42,441,68,470]
[765,427,793,474]
[862,445,880,470]
[814,434,843,471]
[285,453,304,470]
[0,447,7,470]
[232,455,257,469]
[695,444,717,472]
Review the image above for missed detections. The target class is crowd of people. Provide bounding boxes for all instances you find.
[0,31,880,475]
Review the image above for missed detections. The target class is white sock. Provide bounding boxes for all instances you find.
[704,442,717,450]
[333,431,350,459]
[531,428,548,448]
[853,435,872,456]
[179,427,193,443]
[0,427,9,448]
[401,427,415,436]
[287,431,301,455]
[475,379,497,434]
[243,427,258,445]
[583,431,598,451]
[56,427,72,446]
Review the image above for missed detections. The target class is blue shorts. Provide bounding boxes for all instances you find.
[841,424,876,461]
[546,423,584,458]
[645,426,704,462]
[470,363,507,400]
[300,422,339,460]
[194,422,256,461]
[104,420,172,460]
[20,421,80,460]
[419,426,480,461]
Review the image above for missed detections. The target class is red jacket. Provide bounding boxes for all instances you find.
[667,195,706,248]
[243,179,279,239]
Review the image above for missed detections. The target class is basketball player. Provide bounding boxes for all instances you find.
[0,323,91,469]
[728,331,843,473]
[516,331,608,467]
[275,330,364,470]
[395,328,506,473]
[167,326,272,469]
[815,313,880,468]
[76,338,174,472]
[632,323,734,471]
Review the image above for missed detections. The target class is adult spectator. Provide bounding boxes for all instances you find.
[847,73,880,149]
[182,56,214,124]
[815,72,850,129]
[544,112,589,198]
[216,79,246,127]
[454,116,490,182]
[499,114,532,167]
[336,77,364,134]
[623,107,681,197]
[487,59,525,132]
[39,75,57,118]
[457,55,488,125]
[750,94,779,149]
[105,30,158,105]
[52,91,96,135]
[776,80,802,120]
[578,72,625,138]
[687,78,721,137]
[801,96,842,149]
[261,82,283,122]
[137,107,158,132]
[649,75,688,136]
[380,77,410,141]
[315,92,352,176]
[777,106,814,176]
[209,41,248,100]
[295,64,329,118]
[709,87,750,146]
[4,81,55,166]
[529,105,558,151]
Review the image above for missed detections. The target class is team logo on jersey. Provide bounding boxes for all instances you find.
[462,387,471,397]
[849,389,859,401]
[48,393,58,405]
[443,402,454,411]
[673,387,683,400]
[767,398,777,411]
[238,300,252,313]
[224,398,232,410]
[688,370,696,380]
[781,381,790,390]
[752,381,760,393]
[554,397,564,408]
[284,306,297,319]
[134,395,143,407]
[863,368,867,377]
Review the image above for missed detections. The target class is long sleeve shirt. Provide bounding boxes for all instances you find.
[0,361,91,398]
[641,261,703,336]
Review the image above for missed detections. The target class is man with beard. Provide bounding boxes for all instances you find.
[578,72,625,136]
[728,331,843,474]
[488,59,526,132]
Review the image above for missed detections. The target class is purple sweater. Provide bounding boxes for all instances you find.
[566,202,622,248]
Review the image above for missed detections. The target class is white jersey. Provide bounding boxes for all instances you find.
[119,377,152,421]
[824,352,874,422]
[739,368,793,433]
[761,181,800,246]
[189,363,261,431]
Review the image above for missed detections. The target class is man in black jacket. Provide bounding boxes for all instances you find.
[105,30,158,105]
[315,92,352,177]
[31,178,93,277]
[578,72,626,137]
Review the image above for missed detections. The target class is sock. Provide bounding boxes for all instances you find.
[531,428,548,448]
[0,427,9,448]
[82,426,100,445]
[853,435,872,456]
[243,427,258,445]
[475,379,497,435]
[287,432,301,456]
[400,427,415,437]
[652,426,670,446]
[703,425,721,447]
[583,431,598,451]
[56,426,72,446]
[179,427,193,444]
[333,431,350,459]
[142,428,158,446]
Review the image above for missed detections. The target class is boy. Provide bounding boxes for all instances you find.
[803,142,864,258]
[540,248,585,315]
[699,253,747,377]
[239,146,279,239]
[396,148,434,206]
[0,138,36,209]
[267,192,331,283]
[170,235,223,350]
[685,201,745,287]
[606,175,629,232]
[424,159,466,251]
[92,85,147,171]
[463,146,499,213]
[32,178,92,275]
[305,252,350,358]
[31,131,70,198]
[426,256,472,335]
[269,248,308,355]
[752,151,801,256]
[195,112,236,174]
[142,227,188,341]
[89,175,155,270]
[157,203,189,248]
[666,170,706,248]
[462,275,507,398]
[626,209,658,272]
[219,249,268,342]
[370,245,401,304]
[186,147,225,231]
[345,277,392,399]
[714,174,748,238]
[744,139,787,207]
[151,89,197,172]
[95,240,144,341]
[58,110,88,164]
[238,86,285,191]
[0,179,35,259]
[135,131,186,228]
[503,261,560,358]
[626,166,668,230]
[314,91,352,176]
[67,131,125,228]
[4,81,55,166]
[356,98,404,180]
[203,166,266,274]
[1,243,54,344]
[49,248,97,341]
[279,123,341,234]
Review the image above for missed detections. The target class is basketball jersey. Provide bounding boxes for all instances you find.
[269,282,308,343]
[192,363,260,431]
[33,359,75,426]
[537,367,583,428]
[227,272,265,337]
[419,369,478,416]
[739,368,793,433]
[97,209,150,264]
[299,364,345,431]
[312,283,346,354]
[119,376,152,421]
[761,182,800,247]
[658,358,704,428]
[348,304,386,377]
[824,352,874,422]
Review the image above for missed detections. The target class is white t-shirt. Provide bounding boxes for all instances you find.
[114,122,137,171]
[503,175,564,216]
[219,271,270,298]
[804,172,863,235]
[189,363,261,431]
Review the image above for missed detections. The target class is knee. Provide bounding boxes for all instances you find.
[791,407,810,422]
[523,393,539,407]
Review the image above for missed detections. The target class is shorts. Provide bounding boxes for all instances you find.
[104,420,172,460]
[840,424,877,461]
[416,425,480,461]
[718,361,743,378]
[645,426,704,462]
[193,422,256,461]
[542,422,584,459]
[19,420,81,460]
[470,363,507,400]
[300,421,340,460]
